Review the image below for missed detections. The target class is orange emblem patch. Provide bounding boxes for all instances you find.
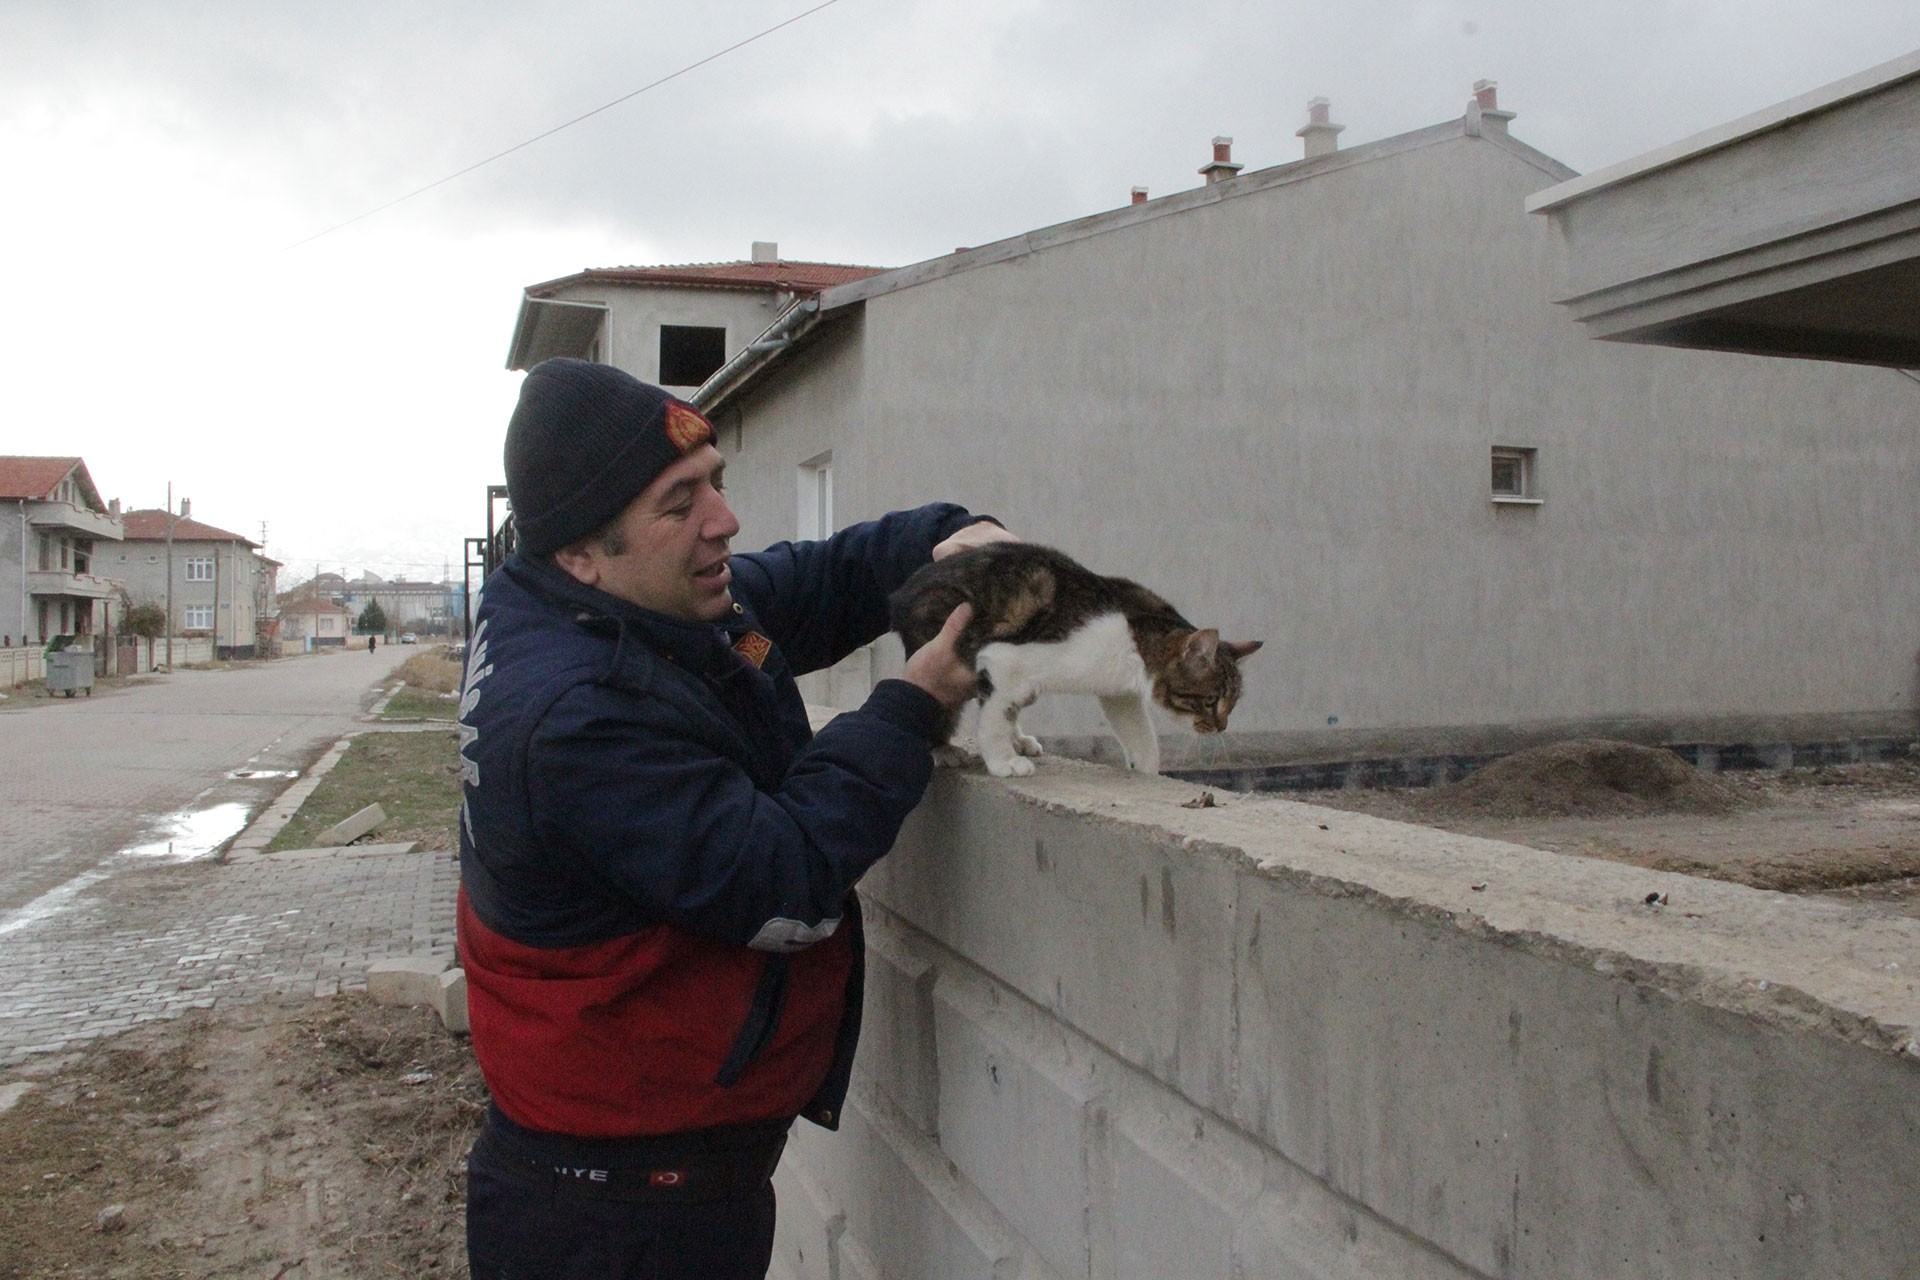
[732,632,773,670]
[664,402,715,454]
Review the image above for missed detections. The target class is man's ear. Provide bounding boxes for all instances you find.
[553,540,601,587]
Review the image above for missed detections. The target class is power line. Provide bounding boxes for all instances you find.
[284,0,846,252]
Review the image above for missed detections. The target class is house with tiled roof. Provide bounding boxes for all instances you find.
[0,456,123,651]
[113,508,277,659]
[505,242,888,394]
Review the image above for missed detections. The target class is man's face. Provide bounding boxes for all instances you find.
[555,444,742,622]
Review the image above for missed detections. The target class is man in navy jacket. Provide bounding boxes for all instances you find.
[459,358,1004,1279]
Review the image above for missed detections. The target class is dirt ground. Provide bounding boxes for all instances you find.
[1294,739,1920,917]
[0,996,486,1279]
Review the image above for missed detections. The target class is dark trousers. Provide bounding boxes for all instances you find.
[466,1108,784,1280]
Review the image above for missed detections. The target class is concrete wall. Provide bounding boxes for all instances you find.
[719,128,1920,765]
[772,750,1920,1280]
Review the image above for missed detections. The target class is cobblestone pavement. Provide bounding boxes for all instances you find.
[0,649,460,1066]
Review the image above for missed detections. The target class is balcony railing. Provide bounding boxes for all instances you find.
[27,569,120,600]
[27,501,124,541]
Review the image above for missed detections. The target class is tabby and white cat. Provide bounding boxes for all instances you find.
[890,543,1262,777]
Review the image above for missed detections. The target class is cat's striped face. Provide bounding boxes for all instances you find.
[1159,663,1241,733]
[1154,632,1261,733]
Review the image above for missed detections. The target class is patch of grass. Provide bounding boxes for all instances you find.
[396,649,464,693]
[267,730,462,852]
[381,687,460,721]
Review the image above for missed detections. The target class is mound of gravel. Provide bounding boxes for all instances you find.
[1410,739,1746,821]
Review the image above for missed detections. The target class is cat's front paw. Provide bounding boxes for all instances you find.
[932,744,974,769]
[985,755,1037,778]
[1014,732,1044,758]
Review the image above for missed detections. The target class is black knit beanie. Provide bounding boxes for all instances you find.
[503,359,716,557]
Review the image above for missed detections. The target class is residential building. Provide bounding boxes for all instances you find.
[0,456,124,647]
[115,509,277,659]
[275,592,354,648]
[622,86,1918,767]
[506,243,888,394]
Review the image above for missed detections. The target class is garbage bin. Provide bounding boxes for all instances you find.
[46,648,94,698]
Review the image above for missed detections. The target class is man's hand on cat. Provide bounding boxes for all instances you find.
[902,603,980,709]
[932,520,1020,561]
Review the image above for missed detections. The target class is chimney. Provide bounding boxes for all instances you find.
[1130,186,1149,205]
[1198,136,1244,185]
[1468,79,1516,136]
[1295,96,1345,159]
[751,241,779,263]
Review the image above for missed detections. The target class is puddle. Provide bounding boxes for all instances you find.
[228,769,298,781]
[0,801,256,938]
[122,802,253,862]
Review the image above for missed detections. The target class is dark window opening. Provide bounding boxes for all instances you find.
[659,325,727,387]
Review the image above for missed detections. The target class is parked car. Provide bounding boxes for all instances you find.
[400,633,418,644]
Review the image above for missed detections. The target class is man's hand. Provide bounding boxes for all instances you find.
[932,520,1020,561]
[902,603,979,709]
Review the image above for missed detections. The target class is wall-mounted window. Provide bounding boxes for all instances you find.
[659,325,727,387]
[184,605,213,630]
[185,556,214,581]
[797,452,834,540]
[1491,447,1541,505]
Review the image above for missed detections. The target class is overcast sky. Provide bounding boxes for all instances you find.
[5,0,1918,587]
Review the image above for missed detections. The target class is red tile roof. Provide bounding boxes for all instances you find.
[526,260,887,298]
[120,508,256,546]
[0,456,83,501]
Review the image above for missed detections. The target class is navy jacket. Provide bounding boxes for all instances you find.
[456,503,978,1138]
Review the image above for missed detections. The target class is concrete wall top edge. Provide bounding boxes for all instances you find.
[860,715,1920,1061]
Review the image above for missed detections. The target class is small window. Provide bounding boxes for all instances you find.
[184,556,215,581]
[184,605,213,630]
[659,325,728,387]
[797,452,833,540]
[1491,447,1540,504]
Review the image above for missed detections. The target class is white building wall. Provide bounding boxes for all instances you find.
[546,282,795,393]
[0,500,27,644]
[721,133,1920,759]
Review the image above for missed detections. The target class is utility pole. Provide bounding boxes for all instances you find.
[164,482,174,670]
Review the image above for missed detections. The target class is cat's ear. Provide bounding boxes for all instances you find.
[1182,629,1221,669]
[1223,639,1263,661]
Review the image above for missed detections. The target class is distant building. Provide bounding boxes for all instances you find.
[0,456,123,647]
[276,592,354,648]
[115,509,277,659]
[342,575,460,635]
[505,242,888,394]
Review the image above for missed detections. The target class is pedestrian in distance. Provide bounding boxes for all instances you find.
[456,357,1014,1280]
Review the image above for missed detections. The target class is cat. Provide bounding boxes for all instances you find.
[890,542,1262,777]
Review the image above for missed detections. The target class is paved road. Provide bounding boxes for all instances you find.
[0,649,460,1067]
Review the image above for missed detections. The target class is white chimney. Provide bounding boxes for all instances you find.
[1197,136,1244,186]
[1296,97,1345,159]
[751,241,779,263]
